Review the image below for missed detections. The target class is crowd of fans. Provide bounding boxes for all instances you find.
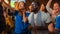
[0,0,60,34]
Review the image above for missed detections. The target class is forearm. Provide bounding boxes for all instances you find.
[46,0,52,14]
[3,1,14,12]
[46,0,52,8]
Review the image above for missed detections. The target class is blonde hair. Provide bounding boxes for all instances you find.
[14,2,19,10]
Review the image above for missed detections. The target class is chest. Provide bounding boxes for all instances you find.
[33,12,47,21]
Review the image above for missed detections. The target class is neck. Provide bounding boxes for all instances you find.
[40,9,44,12]
[29,10,32,13]
[34,11,38,14]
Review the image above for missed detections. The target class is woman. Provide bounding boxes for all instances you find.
[40,3,51,26]
[46,0,60,34]
[14,1,30,34]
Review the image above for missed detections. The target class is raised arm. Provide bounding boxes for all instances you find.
[46,0,53,14]
[2,1,15,12]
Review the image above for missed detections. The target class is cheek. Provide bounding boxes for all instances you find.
[19,6,21,9]
[53,6,56,10]
[43,7,45,10]
[56,9,59,12]
[19,6,24,9]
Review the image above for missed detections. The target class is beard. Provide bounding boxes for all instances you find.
[32,8,39,13]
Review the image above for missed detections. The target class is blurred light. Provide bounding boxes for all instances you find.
[19,0,26,3]
[4,0,9,4]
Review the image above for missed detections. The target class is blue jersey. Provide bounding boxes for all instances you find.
[55,14,60,34]
[14,10,30,33]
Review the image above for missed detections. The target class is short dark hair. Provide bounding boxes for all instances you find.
[31,1,40,6]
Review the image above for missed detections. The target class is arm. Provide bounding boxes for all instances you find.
[3,1,14,12]
[46,0,52,14]
[23,11,28,23]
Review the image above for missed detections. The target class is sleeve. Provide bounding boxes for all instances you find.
[28,12,34,24]
[55,16,60,30]
[25,12,30,17]
[28,14,32,24]
[46,5,52,14]
[28,12,35,27]
[45,13,51,23]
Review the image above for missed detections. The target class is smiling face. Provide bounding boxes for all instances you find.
[52,3,60,16]
[19,2,25,10]
[53,3,60,12]
[31,2,38,11]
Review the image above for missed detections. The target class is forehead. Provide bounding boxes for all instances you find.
[19,2,24,5]
[41,4,45,6]
[31,2,37,5]
[54,3,59,6]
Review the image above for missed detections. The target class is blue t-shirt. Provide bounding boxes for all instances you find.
[14,10,30,33]
[55,14,60,34]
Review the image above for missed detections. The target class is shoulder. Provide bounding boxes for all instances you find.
[26,11,30,13]
[56,14,60,18]
[56,14,60,20]
[14,10,19,16]
[25,11,30,17]
[57,14,60,17]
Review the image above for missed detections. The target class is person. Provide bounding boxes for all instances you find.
[46,0,60,21]
[14,1,30,34]
[28,1,51,34]
[3,7,14,34]
[46,0,60,33]
[40,3,51,28]
[55,14,60,34]
[0,2,6,34]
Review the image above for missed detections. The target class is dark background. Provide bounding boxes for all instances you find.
[26,0,60,8]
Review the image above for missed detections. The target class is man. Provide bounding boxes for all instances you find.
[14,1,30,34]
[28,1,51,34]
[46,0,60,20]
[46,0,60,33]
